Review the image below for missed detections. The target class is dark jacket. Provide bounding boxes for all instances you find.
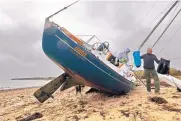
[141,53,160,69]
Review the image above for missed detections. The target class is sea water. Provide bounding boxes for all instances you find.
[0,79,50,90]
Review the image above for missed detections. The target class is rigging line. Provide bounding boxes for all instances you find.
[169,1,180,22]
[170,56,181,60]
[138,1,179,50]
[154,3,180,52]
[158,23,181,55]
[76,35,95,36]
[129,13,162,42]
[120,1,158,48]
[148,2,176,26]
[152,7,181,49]
[86,35,95,43]
[76,35,102,43]
[123,1,174,47]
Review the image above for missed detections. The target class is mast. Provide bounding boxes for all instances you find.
[46,0,79,20]
[152,8,181,48]
[138,1,179,50]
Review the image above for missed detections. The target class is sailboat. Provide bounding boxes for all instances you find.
[33,1,181,103]
[34,1,136,103]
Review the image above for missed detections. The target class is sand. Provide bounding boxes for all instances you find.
[0,83,181,121]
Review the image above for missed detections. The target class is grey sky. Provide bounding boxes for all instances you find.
[0,0,181,80]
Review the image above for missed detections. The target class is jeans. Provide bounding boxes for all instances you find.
[144,68,160,93]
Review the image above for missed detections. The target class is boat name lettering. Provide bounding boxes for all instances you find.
[74,47,87,56]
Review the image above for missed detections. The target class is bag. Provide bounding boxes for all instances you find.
[157,58,170,74]
[108,54,116,62]
[133,50,141,67]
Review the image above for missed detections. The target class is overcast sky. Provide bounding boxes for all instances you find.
[0,0,181,80]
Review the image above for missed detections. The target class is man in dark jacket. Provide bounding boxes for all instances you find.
[141,48,160,94]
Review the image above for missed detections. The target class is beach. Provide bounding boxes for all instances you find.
[0,82,181,121]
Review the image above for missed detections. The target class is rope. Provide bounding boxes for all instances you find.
[126,58,147,87]
[158,23,181,55]
[133,71,147,87]
[170,75,180,89]
[169,1,180,23]
[120,1,157,48]
[124,1,174,48]
[138,1,179,50]
[152,3,180,50]
[170,56,181,60]
[152,7,181,49]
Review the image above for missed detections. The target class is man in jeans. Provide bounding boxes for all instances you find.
[141,48,160,94]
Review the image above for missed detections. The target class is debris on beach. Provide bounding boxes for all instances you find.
[172,95,180,98]
[149,96,168,104]
[16,112,43,121]
[162,104,181,113]
[120,109,130,117]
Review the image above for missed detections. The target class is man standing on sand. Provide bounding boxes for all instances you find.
[141,48,160,94]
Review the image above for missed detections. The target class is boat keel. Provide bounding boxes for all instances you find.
[34,73,69,103]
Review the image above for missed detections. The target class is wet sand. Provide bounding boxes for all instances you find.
[0,83,181,121]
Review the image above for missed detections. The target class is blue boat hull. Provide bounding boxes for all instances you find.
[42,20,134,94]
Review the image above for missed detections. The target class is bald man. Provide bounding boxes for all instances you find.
[141,48,160,94]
